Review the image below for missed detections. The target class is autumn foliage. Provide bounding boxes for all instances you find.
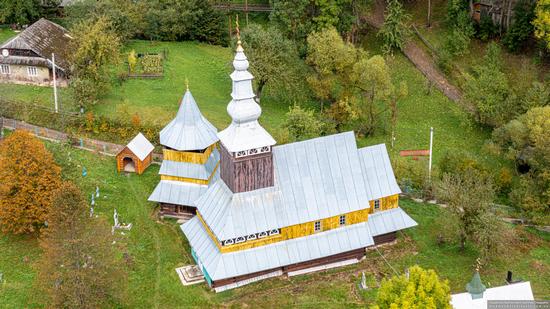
[0,130,62,234]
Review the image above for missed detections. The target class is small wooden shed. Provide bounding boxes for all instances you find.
[116,133,154,175]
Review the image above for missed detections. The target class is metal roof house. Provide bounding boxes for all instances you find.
[0,18,71,86]
[116,133,155,175]
[150,36,417,291]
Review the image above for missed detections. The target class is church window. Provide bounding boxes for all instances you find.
[235,236,246,244]
[223,239,234,246]
[269,229,279,236]
[314,221,322,233]
[339,215,346,226]
[374,199,381,211]
[258,231,268,238]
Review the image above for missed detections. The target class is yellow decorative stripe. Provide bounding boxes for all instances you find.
[161,175,209,185]
[163,144,215,164]
[369,194,399,214]
[197,211,222,250]
[198,194,400,253]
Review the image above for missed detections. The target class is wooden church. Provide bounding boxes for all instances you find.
[150,36,417,291]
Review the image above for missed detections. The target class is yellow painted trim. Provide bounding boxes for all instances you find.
[197,211,222,250]
[163,144,215,164]
[197,194,400,253]
[369,194,399,214]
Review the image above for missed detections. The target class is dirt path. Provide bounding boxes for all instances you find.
[365,0,462,102]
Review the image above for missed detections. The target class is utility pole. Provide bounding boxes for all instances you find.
[52,53,58,113]
[428,127,434,180]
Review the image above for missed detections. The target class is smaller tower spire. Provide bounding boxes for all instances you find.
[235,15,242,50]
[466,259,486,300]
[185,77,189,91]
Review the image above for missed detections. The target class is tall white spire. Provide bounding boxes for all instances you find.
[217,38,276,153]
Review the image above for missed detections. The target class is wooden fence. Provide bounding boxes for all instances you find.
[1,117,163,162]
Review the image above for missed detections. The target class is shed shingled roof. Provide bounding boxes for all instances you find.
[0,18,71,70]
[125,133,154,161]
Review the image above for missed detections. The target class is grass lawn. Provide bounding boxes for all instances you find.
[1,33,507,170]
[0,28,15,43]
[1,139,548,307]
[358,29,507,170]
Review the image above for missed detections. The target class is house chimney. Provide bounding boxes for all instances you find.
[506,271,513,284]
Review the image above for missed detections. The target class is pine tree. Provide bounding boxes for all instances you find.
[38,182,125,308]
[0,130,62,235]
[378,0,411,55]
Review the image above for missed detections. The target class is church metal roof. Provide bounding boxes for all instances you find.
[148,174,218,207]
[358,144,402,199]
[367,208,417,236]
[196,131,402,241]
[182,215,375,281]
[159,90,219,151]
[159,149,219,180]
[182,207,416,281]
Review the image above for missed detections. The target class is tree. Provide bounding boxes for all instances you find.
[188,0,225,44]
[270,0,358,52]
[503,0,535,52]
[240,24,303,102]
[533,0,550,50]
[283,104,323,141]
[374,265,451,309]
[378,0,411,55]
[493,106,550,224]
[66,0,146,41]
[69,16,121,107]
[38,182,125,308]
[464,42,516,127]
[0,130,62,235]
[352,55,395,136]
[436,168,506,261]
[306,27,397,134]
[0,0,42,25]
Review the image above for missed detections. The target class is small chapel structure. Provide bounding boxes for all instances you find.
[149,33,417,291]
[116,133,154,175]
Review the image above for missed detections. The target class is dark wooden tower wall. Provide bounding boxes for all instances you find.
[220,144,274,193]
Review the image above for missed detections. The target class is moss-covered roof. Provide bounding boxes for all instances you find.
[0,18,71,70]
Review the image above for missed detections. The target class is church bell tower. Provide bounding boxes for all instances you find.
[217,27,276,193]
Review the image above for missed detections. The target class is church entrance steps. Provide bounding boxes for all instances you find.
[175,265,205,286]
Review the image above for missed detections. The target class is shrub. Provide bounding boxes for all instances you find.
[283,104,323,142]
[476,14,499,41]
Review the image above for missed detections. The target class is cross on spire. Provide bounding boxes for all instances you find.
[235,15,242,50]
